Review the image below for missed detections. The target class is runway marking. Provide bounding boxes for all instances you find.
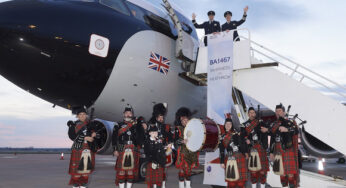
[1,156,18,159]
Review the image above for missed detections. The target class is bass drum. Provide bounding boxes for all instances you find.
[184,118,220,152]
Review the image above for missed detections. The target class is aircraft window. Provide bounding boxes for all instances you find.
[99,0,130,16]
[125,1,146,22]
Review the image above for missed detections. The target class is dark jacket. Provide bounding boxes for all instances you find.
[112,120,145,152]
[192,20,221,35]
[221,14,247,41]
[68,120,98,152]
[219,130,248,164]
[144,138,166,167]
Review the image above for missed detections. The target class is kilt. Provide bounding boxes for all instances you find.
[69,143,95,175]
[176,145,199,177]
[176,145,199,168]
[274,143,298,175]
[145,163,165,186]
[251,143,269,172]
[224,152,247,183]
[115,144,140,184]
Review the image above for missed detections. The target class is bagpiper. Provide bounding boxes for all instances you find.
[112,106,144,188]
[219,117,248,188]
[148,103,174,188]
[144,125,167,188]
[67,108,98,188]
[269,104,299,188]
[242,107,269,188]
[174,107,199,188]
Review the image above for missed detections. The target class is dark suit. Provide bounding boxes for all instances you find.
[221,14,247,41]
[192,20,221,46]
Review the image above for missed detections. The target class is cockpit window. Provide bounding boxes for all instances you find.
[99,0,130,16]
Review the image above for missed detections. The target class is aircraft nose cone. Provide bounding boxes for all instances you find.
[0,0,49,80]
[0,0,120,108]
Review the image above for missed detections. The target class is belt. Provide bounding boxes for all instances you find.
[126,141,133,145]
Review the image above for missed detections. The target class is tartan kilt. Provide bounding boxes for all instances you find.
[145,163,165,186]
[115,144,140,182]
[69,143,95,175]
[175,145,199,171]
[274,143,298,175]
[251,143,269,172]
[225,152,247,183]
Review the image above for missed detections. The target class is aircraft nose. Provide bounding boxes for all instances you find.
[0,0,46,68]
[0,0,115,108]
[0,0,147,109]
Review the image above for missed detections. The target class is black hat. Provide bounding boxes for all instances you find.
[248,107,256,112]
[152,103,167,118]
[124,104,133,113]
[224,11,232,17]
[207,10,215,16]
[225,118,232,123]
[275,103,285,112]
[176,107,191,118]
[148,125,158,132]
[76,107,87,115]
[137,116,146,125]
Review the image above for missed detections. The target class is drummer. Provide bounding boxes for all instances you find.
[148,103,173,188]
[219,117,248,188]
[174,107,199,188]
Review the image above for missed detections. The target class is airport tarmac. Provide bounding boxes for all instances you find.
[301,158,346,180]
[0,153,211,188]
[1,154,345,188]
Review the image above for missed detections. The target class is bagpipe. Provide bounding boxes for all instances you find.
[244,105,270,149]
[67,108,101,152]
[272,105,307,150]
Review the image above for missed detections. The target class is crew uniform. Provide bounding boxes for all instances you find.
[112,107,144,188]
[219,118,248,188]
[67,109,97,188]
[270,104,299,188]
[192,11,221,46]
[144,126,167,188]
[242,107,269,188]
[174,107,199,188]
[148,103,174,188]
[221,11,247,41]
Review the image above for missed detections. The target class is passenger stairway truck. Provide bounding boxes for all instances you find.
[193,29,346,187]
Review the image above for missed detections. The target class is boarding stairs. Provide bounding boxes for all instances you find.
[189,29,346,187]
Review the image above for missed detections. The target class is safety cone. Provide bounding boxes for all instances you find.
[60,152,64,160]
[318,158,325,175]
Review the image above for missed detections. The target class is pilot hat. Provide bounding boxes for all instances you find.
[224,11,232,17]
[207,10,215,16]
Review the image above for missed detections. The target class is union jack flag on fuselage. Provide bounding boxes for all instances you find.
[148,52,170,75]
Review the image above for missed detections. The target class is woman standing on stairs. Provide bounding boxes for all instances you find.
[219,117,248,188]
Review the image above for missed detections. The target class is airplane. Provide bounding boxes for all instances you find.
[1,0,346,186]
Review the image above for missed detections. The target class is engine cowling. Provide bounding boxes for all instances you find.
[300,126,342,158]
[92,119,116,155]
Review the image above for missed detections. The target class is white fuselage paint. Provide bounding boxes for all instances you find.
[92,31,207,123]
